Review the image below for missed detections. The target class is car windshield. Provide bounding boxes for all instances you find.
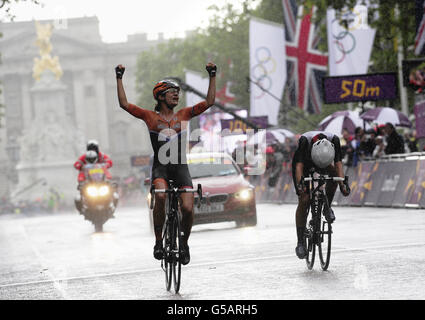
[188,157,239,179]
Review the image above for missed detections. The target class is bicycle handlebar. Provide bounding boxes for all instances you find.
[150,184,203,209]
[302,176,346,183]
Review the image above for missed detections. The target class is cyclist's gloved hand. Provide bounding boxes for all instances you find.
[340,183,350,197]
[206,62,217,77]
[115,65,125,79]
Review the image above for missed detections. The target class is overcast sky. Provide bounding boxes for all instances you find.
[1,0,254,42]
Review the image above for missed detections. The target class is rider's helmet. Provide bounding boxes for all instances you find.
[311,138,335,169]
[86,140,99,154]
[85,150,98,164]
[152,79,180,101]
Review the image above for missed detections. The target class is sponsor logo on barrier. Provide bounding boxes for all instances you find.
[381,175,400,192]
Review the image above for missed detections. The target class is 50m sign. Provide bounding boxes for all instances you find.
[323,73,398,104]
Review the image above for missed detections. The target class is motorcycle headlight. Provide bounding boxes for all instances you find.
[86,186,99,197]
[99,185,110,196]
[236,188,253,201]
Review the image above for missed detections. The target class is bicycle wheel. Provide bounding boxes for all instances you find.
[162,199,173,291]
[305,221,316,270]
[172,211,182,293]
[318,219,332,270]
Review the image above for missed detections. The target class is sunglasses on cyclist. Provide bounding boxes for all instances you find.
[164,88,180,95]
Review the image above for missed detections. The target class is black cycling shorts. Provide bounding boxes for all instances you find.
[151,164,193,188]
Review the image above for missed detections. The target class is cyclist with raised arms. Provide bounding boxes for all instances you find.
[115,62,216,265]
[292,131,350,259]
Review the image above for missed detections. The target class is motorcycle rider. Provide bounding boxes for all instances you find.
[74,141,116,213]
[74,140,113,183]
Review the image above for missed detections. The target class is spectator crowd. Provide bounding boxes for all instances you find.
[231,122,422,190]
[340,122,421,167]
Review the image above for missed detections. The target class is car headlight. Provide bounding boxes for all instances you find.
[86,186,99,197]
[236,188,253,201]
[99,185,110,196]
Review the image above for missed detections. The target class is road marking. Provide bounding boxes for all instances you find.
[1,241,425,290]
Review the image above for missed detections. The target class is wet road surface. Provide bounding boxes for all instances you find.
[0,203,424,299]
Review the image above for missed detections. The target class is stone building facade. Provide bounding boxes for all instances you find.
[0,16,165,197]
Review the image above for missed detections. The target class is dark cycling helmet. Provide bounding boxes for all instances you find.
[85,150,98,164]
[86,140,99,153]
[153,79,180,100]
[311,138,335,169]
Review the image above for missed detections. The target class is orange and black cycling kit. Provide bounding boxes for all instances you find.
[123,101,209,188]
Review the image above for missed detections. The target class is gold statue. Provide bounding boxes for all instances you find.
[32,21,63,81]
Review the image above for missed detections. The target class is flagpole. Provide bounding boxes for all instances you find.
[396,5,409,118]
[246,76,317,127]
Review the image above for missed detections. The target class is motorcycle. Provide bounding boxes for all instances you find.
[76,163,119,232]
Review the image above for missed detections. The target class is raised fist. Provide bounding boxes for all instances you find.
[206,62,217,77]
[115,64,125,79]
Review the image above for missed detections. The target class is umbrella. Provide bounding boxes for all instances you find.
[247,129,294,145]
[360,107,412,128]
[273,128,295,139]
[318,110,370,136]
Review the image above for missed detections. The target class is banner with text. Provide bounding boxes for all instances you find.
[323,73,398,104]
[220,116,268,134]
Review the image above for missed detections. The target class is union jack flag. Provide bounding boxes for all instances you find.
[282,0,328,114]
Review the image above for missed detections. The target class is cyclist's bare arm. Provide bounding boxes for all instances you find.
[115,64,148,119]
[335,160,350,196]
[295,162,305,193]
[205,62,216,107]
[116,64,129,109]
[185,62,217,118]
[334,161,345,184]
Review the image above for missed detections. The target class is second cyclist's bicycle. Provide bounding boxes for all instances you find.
[300,172,349,271]
[150,181,202,293]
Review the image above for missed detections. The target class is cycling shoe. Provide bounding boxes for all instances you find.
[153,241,164,260]
[295,243,307,259]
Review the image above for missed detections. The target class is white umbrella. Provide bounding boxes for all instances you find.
[318,110,370,136]
[360,107,412,128]
[247,129,294,145]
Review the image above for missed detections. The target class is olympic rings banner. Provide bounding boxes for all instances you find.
[323,73,398,104]
[249,17,286,126]
[327,7,376,76]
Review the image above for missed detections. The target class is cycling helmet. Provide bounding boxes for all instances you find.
[85,150,98,164]
[153,79,180,100]
[311,138,335,168]
[86,140,99,153]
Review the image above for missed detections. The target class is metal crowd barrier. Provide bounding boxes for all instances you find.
[249,152,425,209]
